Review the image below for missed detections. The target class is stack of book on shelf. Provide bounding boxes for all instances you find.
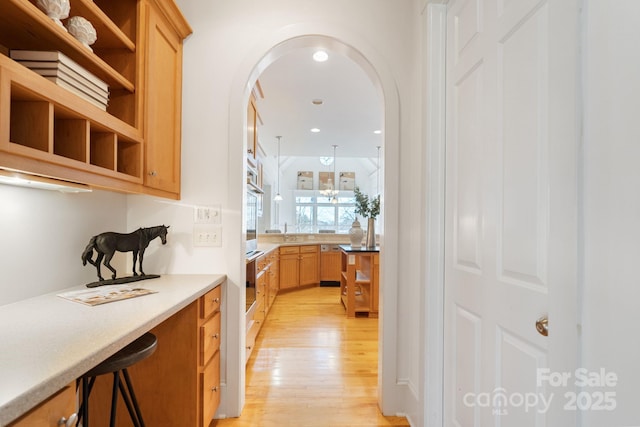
[10,50,109,111]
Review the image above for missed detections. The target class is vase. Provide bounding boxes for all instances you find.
[366,217,376,248]
[66,16,98,51]
[36,0,70,28]
[349,219,363,248]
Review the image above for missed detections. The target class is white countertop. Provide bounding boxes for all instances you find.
[0,274,225,426]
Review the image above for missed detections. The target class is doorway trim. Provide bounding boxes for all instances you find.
[423,2,448,426]
[226,27,403,416]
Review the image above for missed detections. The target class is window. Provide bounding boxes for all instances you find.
[294,192,357,233]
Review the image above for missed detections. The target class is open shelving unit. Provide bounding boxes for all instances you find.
[0,0,191,197]
[0,0,147,192]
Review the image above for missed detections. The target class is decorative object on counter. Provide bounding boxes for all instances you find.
[354,186,381,248]
[81,225,169,285]
[66,16,97,51]
[349,219,364,248]
[36,0,70,28]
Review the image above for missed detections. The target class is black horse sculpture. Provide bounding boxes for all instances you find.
[82,225,169,281]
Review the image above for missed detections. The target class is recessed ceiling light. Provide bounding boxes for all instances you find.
[310,128,321,133]
[373,130,382,134]
[313,50,328,62]
[312,99,324,105]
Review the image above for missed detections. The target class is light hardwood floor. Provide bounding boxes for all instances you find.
[213,286,410,427]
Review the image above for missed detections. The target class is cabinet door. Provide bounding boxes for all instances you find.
[143,1,183,194]
[299,252,319,286]
[279,253,300,290]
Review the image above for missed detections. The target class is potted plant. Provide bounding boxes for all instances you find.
[353,187,380,248]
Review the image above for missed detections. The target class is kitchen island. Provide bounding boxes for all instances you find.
[340,245,380,318]
[0,274,225,426]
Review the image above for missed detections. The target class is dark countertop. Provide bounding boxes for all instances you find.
[339,244,380,253]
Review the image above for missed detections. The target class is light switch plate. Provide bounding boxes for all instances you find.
[194,205,221,224]
[193,224,222,247]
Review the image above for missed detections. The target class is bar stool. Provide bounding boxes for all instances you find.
[78,332,157,427]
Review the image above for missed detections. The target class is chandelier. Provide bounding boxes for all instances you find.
[319,144,339,202]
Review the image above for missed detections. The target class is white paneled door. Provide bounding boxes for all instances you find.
[444,0,579,426]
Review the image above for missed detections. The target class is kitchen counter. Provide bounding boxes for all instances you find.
[0,274,225,426]
[258,233,352,245]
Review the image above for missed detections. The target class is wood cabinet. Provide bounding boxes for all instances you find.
[279,245,320,290]
[246,249,278,363]
[340,247,379,318]
[141,0,190,195]
[88,284,222,427]
[300,245,320,286]
[8,384,76,427]
[0,0,191,198]
[279,246,301,290]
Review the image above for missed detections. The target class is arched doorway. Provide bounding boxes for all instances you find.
[225,31,403,417]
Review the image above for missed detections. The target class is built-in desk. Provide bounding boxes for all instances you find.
[339,245,380,318]
[0,274,225,427]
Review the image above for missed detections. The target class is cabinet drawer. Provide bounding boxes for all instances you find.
[257,256,269,271]
[280,246,299,255]
[201,350,221,425]
[300,245,318,253]
[201,311,221,366]
[201,285,221,319]
[9,384,75,427]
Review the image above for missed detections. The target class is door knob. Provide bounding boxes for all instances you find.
[536,315,548,337]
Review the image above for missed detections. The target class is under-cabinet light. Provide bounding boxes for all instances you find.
[0,170,92,193]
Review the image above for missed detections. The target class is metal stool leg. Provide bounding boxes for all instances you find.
[117,370,141,427]
[77,376,95,427]
[110,372,119,427]
[122,368,145,427]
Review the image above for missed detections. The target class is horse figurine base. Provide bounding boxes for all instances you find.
[86,274,160,288]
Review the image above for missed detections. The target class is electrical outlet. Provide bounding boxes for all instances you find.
[194,205,221,224]
[193,224,222,247]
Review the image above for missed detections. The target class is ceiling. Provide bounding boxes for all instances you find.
[256,47,383,161]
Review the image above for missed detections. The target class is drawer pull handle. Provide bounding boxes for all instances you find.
[211,386,218,392]
[213,297,220,303]
[211,333,219,339]
[58,413,78,427]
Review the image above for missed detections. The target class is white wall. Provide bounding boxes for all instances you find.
[581,1,640,425]
[128,0,426,422]
[0,186,127,306]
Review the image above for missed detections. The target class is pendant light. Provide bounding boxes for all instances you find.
[331,144,338,204]
[274,136,283,202]
[320,144,339,200]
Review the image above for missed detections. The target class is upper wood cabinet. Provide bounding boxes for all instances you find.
[141,0,191,196]
[0,0,191,198]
